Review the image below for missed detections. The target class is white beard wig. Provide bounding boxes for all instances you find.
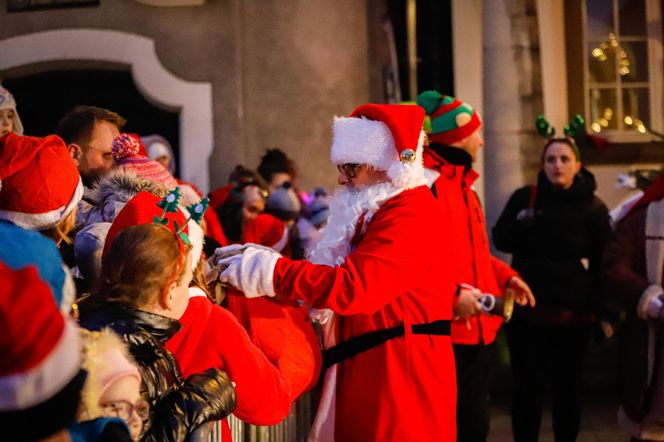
[306,179,406,266]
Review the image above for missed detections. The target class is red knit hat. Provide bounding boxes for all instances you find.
[103,190,205,271]
[112,134,178,190]
[0,132,83,230]
[0,261,84,439]
[330,104,427,189]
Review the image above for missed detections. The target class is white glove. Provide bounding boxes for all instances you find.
[219,246,281,298]
[213,244,247,261]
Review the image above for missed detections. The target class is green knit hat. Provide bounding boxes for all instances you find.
[416,90,482,145]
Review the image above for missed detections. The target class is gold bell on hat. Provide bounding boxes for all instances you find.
[400,149,416,163]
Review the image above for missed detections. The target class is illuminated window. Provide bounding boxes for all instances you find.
[578,0,663,141]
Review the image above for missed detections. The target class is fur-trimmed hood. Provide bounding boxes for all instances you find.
[77,328,141,422]
[78,168,169,229]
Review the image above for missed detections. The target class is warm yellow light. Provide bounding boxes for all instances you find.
[592,48,603,58]
[637,125,647,133]
[624,115,634,125]
[592,122,602,132]
[619,67,631,76]
[604,108,613,118]
[600,118,609,127]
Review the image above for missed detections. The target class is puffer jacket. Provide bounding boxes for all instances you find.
[79,301,236,442]
[493,169,612,319]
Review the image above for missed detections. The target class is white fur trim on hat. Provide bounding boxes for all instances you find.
[270,225,289,253]
[331,116,395,171]
[0,178,84,231]
[186,216,205,271]
[386,132,427,189]
[0,317,81,410]
[330,117,426,190]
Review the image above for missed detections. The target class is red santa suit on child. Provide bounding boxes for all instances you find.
[214,104,458,441]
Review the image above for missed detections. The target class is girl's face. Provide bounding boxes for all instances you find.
[0,109,15,137]
[542,142,581,189]
[241,185,266,225]
[99,376,147,441]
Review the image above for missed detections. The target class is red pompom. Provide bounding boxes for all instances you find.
[112,133,142,160]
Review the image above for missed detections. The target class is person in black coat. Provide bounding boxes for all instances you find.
[492,137,612,442]
[79,223,236,441]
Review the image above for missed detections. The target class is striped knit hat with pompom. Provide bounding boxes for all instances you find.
[416,90,482,145]
[112,133,178,190]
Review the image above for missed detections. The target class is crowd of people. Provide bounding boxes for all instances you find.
[1,81,663,442]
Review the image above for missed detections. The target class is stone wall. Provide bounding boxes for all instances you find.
[0,0,369,192]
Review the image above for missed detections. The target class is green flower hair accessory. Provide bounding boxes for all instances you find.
[154,187,181,224]
[152,188,209,247]
[153,187,191,245]
[186,197,209,225]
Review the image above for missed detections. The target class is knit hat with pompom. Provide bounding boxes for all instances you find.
[416,90,482,145]
[112,134,177,189]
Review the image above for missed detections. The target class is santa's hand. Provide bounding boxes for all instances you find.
[453,285,483,319]
[218,246,282,298]
[507,276,536,307]
[213,244,247,261]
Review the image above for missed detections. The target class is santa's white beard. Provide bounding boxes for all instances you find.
[306,180,405,266]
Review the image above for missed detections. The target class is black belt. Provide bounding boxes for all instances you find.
[322,319,451,369]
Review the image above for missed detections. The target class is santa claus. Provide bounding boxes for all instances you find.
[213,103,457,441]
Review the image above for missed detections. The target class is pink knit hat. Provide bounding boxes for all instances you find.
[112,134,178,189]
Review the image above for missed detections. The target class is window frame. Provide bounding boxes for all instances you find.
[579,0,664,143]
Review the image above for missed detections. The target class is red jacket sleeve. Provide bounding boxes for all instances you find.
[167,298,292,426]
[273,197,437,315]
[490,255,519,291]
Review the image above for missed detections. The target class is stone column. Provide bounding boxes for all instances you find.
[482,0,543,249]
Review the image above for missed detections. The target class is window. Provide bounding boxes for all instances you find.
[568,0,663,143]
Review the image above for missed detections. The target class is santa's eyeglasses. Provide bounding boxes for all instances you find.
[337,163,361,179]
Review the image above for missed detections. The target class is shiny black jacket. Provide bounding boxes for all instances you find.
[493,169,612,314]
[79,302,236,441]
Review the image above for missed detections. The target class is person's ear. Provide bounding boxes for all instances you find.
[68,144,83,165]
[159,280,178,311]
[575,161,582,174]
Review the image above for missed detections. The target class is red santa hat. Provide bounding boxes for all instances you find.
[244,213,289,253]
[0,132,83,230]
[0,261,85,440]
[103,190,205,271]
[330,104,427,189]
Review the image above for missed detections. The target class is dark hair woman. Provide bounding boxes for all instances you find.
[492,137,612,441]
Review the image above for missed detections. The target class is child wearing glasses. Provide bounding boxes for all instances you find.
[78,328,148,441]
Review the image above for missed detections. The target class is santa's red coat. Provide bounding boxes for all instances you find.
[165,293,292,432]
[273,186,457,441]
[425,151,517,344]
